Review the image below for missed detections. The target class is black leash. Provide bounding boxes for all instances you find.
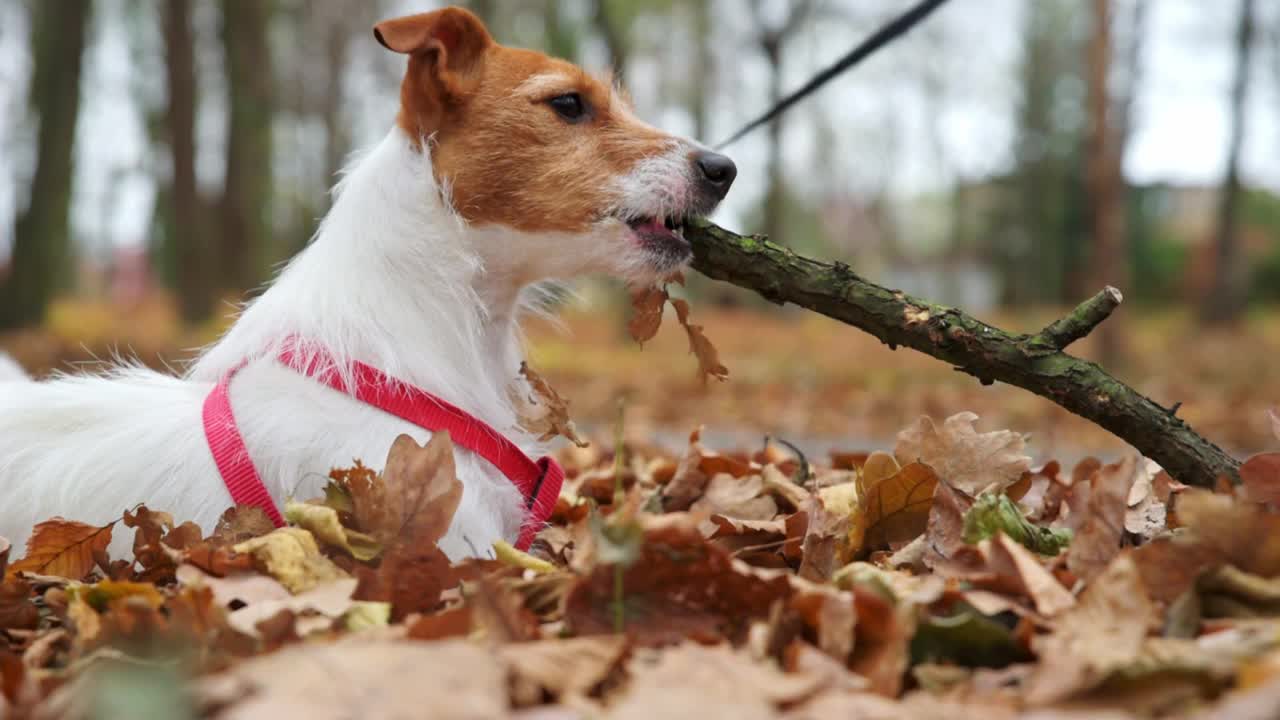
[716,0,953,149]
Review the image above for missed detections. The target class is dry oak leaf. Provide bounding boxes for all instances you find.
[1066,455,1138,584]
[627,284,668,345]
[6,518,114,581]
[194,639,507,720]
[983,533,1075,616]
[894,412,1031,495]
[212,505,277,545]
[1024,553,1156,705]
[233,528,349,594]
[1175,490,1280,577]
[849,462,939,559]
[1124,458,1168,540]
[517,362,588,448]
[1240,452,1280,509]
[283,501,381,561]
[498,636,629,702]
[608,643,827,720]
[380,432,463,547]
[671,297,730,384]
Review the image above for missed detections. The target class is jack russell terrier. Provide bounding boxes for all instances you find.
[0,7,735,561]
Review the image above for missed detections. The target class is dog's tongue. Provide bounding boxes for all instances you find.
[633,218,666,233]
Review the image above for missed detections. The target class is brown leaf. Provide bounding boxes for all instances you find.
[499,636,628,702]
[849,585,914,697]
[894,412,1031,495]
[984,533,1075,616]
[1124,459,1168,541]
[1067,455,1137,583]
[1240,453,1280,508]
[671,297,729,384]
[608,643,827,719]
[565,514,793,645]
[1176,490,1280,577]
[381,433,463,546]
[212,506,277,545]
[0,578,37,630]
[923,481,974,565]
[1024,553,1156,705]
[327,461,388,536]
[193,639,507,718]
[7,519,114,581]
[517,362,588,448]
[628,285,667,345]
[850,462,939,558]
[692,473,778,528]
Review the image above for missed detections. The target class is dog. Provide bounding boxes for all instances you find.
[0,7,735,561]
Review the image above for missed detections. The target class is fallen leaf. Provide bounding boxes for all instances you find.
[212,506,276,545]
[627,285,667,345]
[984,533,1075,616]
[1240,453,1280,508]
[691,473,778,530]
[517,362,588,448]
[849,462,939,558]
[1125,458,1169,540]
[1024,553,1156,705]
[1175,491,1280,577]
[0,577,37,630]
[608,643,826,720]
[894,412,1031,495]
[233,528,349,594]
[193,639,507,718]
[283,501,382,561]
[380,433,463,547]
[1067,455,1137,583]
[7,519,114,581]
[963,493,1072,556]
[225,578,359,637]
[499,636,628,702]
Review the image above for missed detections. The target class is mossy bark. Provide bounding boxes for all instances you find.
[687,220,1240,488]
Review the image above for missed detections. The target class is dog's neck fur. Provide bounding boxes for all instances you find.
[190,128,531,441]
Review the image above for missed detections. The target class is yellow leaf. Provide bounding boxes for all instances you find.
[494,540,557,575]
[7,518,114,580]
[344,601,392,632]
[234,528,349,594]
[284,501,382,561]
[848,463,939,558]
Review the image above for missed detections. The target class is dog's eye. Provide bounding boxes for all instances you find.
[547,93,586,122]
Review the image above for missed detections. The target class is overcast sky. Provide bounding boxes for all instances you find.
[0,0,1276,258]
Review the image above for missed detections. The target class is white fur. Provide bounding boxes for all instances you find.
[0,127,703,561]
[0,353,26,382]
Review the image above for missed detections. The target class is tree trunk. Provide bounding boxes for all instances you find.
[220,0,275,295]
[162,0,212,324]
[1085,0,1127,365]
[0,0,92,330]
[1202,0,1255,325]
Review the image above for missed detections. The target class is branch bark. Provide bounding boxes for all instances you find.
[687,220,1241,488]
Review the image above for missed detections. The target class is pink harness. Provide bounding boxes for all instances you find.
[201,343,563,551]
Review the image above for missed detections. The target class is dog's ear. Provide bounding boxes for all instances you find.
[374,8,492,94]
[376,8,493,138]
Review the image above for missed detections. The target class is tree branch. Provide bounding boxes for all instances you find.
[687,220,1241,488]
[1037,286,1123,350]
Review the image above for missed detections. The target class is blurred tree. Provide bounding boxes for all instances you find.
[591,0,628,77]
[0,0,92,329]
[750,0,812,249]
[545,0,581,62]
[160,0,213,323]
[1202,0,1256,325]
[1000,0,1087,306]
[219,0,275,294]
[1084,0,1140,363]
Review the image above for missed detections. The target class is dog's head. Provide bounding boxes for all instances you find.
[374,7,736,285]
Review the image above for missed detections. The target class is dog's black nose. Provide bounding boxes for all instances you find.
[694,151,737,199]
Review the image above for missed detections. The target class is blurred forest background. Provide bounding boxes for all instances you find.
[0,0,1278,460]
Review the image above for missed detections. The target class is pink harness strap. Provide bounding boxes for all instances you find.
[201,345,563,551]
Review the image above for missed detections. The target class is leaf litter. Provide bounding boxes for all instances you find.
[3,410,1280,718]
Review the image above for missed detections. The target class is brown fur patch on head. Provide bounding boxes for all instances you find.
[375,8,680,235]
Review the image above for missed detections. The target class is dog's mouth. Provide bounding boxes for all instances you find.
[625,214,691,254]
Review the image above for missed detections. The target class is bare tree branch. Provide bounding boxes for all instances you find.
[687,220,1241,488]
